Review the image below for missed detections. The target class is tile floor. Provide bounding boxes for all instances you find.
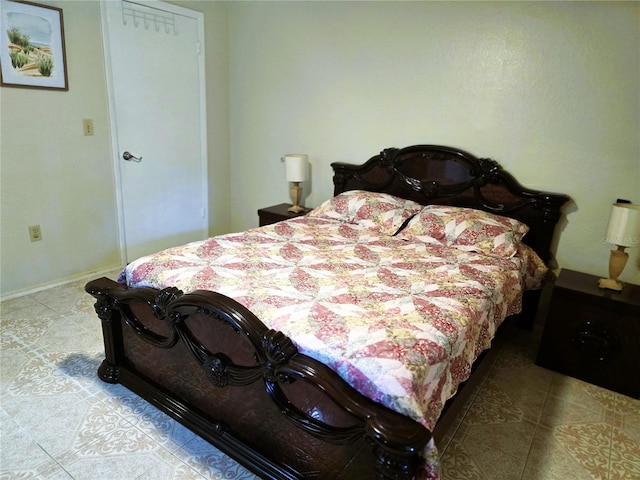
[1,275,639,479]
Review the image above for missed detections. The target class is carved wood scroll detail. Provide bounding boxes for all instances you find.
[203,355,230,387]
[262,329,298,384]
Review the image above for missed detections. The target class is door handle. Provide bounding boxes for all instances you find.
[122,151,143,162]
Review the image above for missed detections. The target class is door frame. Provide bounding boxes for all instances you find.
[100,0,208,265]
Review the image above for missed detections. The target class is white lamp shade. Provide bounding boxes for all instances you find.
[605,203,640,247]
[284,154,308,182]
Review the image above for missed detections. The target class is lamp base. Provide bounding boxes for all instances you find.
[288,182,304,214]
[598,246,628,291]
[287,204,306,214]
[598,277,624,291]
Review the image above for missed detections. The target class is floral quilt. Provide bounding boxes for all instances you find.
[121,215,546,431]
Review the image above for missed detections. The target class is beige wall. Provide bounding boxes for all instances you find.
[1,1,119,298]
[1,1,638,298]
[174,0,230,239]
[0,0,229,298]
[229,1,640,284]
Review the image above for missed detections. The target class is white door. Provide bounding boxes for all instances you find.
[102,0,208,263]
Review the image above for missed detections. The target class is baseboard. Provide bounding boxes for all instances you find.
[0,264,123,302]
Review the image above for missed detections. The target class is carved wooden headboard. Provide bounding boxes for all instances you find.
[332,145,569,264]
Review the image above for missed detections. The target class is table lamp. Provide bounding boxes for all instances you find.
[599,201,640,291]
[283,154,308,213]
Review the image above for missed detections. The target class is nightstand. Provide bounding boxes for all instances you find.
[258,203,311,226]
[535,269,640,398]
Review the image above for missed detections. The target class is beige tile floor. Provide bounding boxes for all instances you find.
[1,275,639,479]
[437,320,640,480]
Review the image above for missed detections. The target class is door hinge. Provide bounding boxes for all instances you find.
[196,41,202,55]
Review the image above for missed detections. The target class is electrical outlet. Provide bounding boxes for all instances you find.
[28,225,42,242]
[82,119,94,136]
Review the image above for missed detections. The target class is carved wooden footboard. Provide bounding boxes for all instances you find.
[86,277,431,480]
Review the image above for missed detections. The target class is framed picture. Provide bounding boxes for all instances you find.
[0,0,68,90]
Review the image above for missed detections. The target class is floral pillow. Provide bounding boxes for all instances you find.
[397,205,529,257]
[308,190,423,235]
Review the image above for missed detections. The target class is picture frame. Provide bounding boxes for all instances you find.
[0,0,68,90]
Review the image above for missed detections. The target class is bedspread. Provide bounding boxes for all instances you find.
[121,216,546,430]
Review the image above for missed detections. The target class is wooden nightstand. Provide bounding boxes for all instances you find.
[258,203,311,226]
[535,269,640,398]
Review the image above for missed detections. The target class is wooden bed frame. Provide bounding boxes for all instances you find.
[85,145,569,479]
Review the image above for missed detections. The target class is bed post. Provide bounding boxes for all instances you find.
[363,411,432,480]
[372,443,425,480]
[535,193,569,265]
[86,278,125,383]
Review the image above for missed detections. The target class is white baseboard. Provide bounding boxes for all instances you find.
[0,264,123,302]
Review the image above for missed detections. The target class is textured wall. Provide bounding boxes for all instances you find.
[0,0,230,298]
[229,1,639,283]
[1,1,119,297]
[2,1,637,298]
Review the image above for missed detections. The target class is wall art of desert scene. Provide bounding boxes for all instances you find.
[5,11,56,78]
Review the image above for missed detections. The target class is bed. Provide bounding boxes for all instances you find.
[85,144,569,480]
